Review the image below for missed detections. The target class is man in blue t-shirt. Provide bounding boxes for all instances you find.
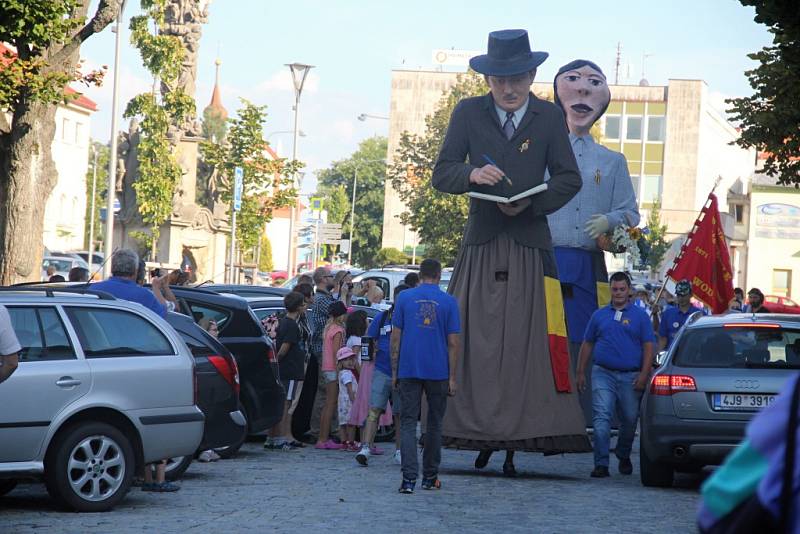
[92,249,169,318]
[391,259,460,494]
[577,271,655,479]
[355,283,410,467]
[658,279,703,351]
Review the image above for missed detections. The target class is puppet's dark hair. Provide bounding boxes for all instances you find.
[553,59,610,121]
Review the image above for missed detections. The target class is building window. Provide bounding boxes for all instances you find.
[730,203,744,223]
[641,175,662,203]
[630,175,641,199]
[604,116,620,139]
[773,269,791,297]
[646,116,665,142]
[61,118,71,142]
[625,116,642,141]
[74,122,83,145]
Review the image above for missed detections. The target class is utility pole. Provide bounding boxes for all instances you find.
[88,145,98,273]
[614,42,622,85]
[228,167,243,283]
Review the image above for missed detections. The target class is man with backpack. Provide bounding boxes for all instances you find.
[355,284,410,466]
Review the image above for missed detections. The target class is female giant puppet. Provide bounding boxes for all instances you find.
[432,29,591,476]
[547,60,640,426]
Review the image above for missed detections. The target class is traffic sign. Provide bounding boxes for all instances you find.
[310,197,324,211]
[318,223,342,237]
[233,167,243,211]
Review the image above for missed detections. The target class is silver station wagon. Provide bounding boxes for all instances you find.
[0,288,204,511]
[640,312,799,487]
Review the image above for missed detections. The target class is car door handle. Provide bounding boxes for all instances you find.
[56,377,82,388]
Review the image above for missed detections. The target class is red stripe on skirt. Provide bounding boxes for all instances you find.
[548,334,571,393]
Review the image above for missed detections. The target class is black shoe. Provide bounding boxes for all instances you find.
[474,449,493,469]
[502,462,517,478]
[590,466,610,478]
[398,478,415,494]
[421,476,441,490]
[618,457,633,475]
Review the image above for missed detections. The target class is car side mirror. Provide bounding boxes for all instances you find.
[654,350,668,368]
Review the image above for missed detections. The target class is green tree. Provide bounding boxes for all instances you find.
[84,140,109,250]
[123,0,195,255]
[728,0,800,186]
[202,105,227,143]
[201,99,300,251]
[643,199,670,276]
[387,71,486,264]
[258,234,273,272]
[315,136,387,267]
[374,247,409,266]
[0,0,118,283]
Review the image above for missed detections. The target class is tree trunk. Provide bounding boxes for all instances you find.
[0,100,60,284]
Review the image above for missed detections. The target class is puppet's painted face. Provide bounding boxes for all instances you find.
[486,70,536,113]
[555,65,610,136]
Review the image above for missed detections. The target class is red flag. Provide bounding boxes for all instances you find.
[667,193,735,314]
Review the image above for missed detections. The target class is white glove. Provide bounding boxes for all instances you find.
[584,214,610,239]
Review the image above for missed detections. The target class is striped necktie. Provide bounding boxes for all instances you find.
[503,111,516,140]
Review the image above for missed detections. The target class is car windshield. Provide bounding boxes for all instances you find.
[43,258,72,272]
[673,326,800,369]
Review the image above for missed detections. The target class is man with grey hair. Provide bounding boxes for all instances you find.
[306,266,337,441]
[92,249,169,318]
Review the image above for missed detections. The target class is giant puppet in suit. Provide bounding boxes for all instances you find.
[432,30,591,475]
[547,60,640,426]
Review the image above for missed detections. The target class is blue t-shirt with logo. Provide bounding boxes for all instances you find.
[368,309,393,376]
[659,304,703,349]
[392,283,460,380]
[584,303,655,371]
[92,277,166,318]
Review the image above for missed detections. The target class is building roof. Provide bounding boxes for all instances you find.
[0,42,97,113]
[204,58,227,118]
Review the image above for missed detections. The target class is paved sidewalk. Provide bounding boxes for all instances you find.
[1,438,701,533]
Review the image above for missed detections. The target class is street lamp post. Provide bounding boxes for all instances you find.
[357,113,389,122]
[88,145,98,273]
[285,62,314,277]
[103,0,128,278]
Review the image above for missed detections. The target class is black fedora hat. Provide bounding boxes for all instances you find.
[469,29,548,77]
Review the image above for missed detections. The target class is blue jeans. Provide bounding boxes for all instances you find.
[591,365,643,467]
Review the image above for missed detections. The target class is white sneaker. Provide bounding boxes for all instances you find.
[356,445,370,466]
[198,450,216,462]
[393,450,401,465]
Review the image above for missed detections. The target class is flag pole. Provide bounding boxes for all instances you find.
[650,176,723,318]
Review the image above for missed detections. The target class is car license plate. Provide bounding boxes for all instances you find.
[712,393,776,411]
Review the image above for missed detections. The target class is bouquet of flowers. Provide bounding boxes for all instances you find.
[596,224,649,267]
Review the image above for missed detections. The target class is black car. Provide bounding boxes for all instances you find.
[162,312,247,475]
[168,287,285,444]
[200,284,290,299]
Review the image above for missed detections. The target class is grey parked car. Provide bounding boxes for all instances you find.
[0,288,204,511]
[640,312,800,487]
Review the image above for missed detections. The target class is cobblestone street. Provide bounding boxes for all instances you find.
[2,436,701,533]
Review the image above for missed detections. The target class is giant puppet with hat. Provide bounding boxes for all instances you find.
[546,59,640,426]
[431,29,591,475]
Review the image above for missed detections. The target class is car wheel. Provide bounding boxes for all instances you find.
[0,479,17,496]
[164,455,193,481]
[640,441,674,487]
[45,422,134,512]
[215,405,248,459]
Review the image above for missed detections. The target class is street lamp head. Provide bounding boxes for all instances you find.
[285,63,315,97]
[357,114,367,122]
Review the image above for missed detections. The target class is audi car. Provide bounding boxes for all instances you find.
[639,313,800,487]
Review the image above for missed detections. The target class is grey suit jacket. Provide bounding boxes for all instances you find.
[432,93,581,249]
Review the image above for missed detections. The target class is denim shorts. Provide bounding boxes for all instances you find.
[369,369,401,416]
[321,370,338,384]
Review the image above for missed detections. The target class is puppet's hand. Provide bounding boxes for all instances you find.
[584,214,609,238]
[497,197,531,217]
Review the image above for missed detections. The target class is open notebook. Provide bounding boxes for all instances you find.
[467,183,548,204]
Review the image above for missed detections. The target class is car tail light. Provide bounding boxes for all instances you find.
[266,345,278,364]
[650,374,697,395]
[193,366,199,405]
[209,355,240,396]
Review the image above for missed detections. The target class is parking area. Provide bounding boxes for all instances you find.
[1,438,700,533]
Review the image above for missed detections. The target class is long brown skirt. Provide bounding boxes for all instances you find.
[442,234,591,453]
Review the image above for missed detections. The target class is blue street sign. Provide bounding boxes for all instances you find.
[233,167,243,211]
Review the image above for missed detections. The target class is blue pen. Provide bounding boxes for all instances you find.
[482,154,513,186]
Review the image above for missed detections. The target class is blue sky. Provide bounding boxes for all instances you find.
[80,0,772,193]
